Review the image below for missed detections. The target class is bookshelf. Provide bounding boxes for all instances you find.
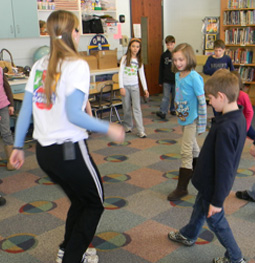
[220,0,255,104]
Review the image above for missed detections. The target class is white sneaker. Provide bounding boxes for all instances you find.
[56,248,97,263]
[56,249,64,263]
[137,132,147,138]
[81,254,99,263]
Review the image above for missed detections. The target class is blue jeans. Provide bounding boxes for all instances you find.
[159,82,175,113]
[247,125,255,140]
[180,193,243,263]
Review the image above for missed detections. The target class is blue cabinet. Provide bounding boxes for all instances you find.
[0,0,39,39]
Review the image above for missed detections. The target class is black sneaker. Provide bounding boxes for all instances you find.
[156,111,166,119]
[236,190,255,202]
[170,111,176,116]
[168,231,195,246]
[0,195,6,206]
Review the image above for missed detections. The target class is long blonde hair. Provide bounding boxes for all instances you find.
[45,10,81,105]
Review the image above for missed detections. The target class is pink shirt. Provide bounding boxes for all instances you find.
[0,68,10,109]
[237,90,254,131]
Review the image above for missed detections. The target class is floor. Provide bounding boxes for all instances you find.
[0,94,255,263]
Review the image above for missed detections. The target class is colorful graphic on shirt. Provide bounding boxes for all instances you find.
[175,100,189,121]
[33,70,58,110]
[124,61,138,76]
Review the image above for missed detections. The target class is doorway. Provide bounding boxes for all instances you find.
[130,0,163,95]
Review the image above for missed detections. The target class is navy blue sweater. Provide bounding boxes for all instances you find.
[192,107,246,207]
[203,55,235,76]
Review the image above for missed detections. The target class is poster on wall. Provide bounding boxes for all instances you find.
[202,16,219,54]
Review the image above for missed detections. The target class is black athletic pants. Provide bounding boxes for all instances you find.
[36,139,104,263]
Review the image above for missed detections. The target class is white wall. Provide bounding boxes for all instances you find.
[163,0,220,54]
[0,0,218,68]
[0,0,131,68]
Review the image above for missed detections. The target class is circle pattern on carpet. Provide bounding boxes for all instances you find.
[156,139,177,145]
[0,233,38,253]
[35,176,55,185]
[170,195,196,207]
[196,227,215,245]
[155,128,174,133]
[160,153,181,160]
[104,155,128,162]
[236,169,254,178]
[92,232,131,251]
[104,196,128,210]
[0,160,7,167]
[163,170,179,180]
[19,201,57,214]
[103,174,131,183]
[108,141,131,147]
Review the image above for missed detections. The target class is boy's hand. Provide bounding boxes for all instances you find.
[207,204,222,218]
[107,123,125,143]
[144,90,149,98]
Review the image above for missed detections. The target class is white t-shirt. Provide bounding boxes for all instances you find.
[118,55,148,90]
[25,55,90,146]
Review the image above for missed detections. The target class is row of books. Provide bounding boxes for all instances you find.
[226,48,253,63]
[239,66,255,82]
[228,0,255,8]
[224,27,255,44]
[223,10,255,25]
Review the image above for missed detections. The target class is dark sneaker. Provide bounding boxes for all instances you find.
[156,111,166,119]
[170,111,176,116]
[0,195,6,206]
[236,190,255,202]
[168,231,195,246]
[212,257,246,263]
[125,128,132,133]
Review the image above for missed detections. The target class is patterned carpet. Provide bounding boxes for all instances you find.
[0,94,255,263]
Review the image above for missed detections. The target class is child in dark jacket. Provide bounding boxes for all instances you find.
[168,69,247,263]
[156,35,176,119]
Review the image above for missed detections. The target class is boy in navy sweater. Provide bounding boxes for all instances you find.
[203,39,234,76]
[168,69,247,263]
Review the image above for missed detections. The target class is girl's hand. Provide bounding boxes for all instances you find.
[207,204,222,218]
[8,106,14,115]
[120,88,126,97]
[107,123,125,143]
[144,90,149,98]
[9,149,25,170]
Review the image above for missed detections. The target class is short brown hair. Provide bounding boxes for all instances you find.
[172,43,196,73]
[205,69,239,103]
[165,35,175,44]
[214,39,225,49]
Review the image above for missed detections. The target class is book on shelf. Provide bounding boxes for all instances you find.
[239,66,255,82]
[224,27,255,44]
[228,0,255,8]
[226,47,253,63]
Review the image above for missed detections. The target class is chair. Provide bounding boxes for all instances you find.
[90,81,114,120]
[110,73,122,123]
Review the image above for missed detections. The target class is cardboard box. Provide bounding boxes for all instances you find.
[90,49,117,69]
[80,55,98,70]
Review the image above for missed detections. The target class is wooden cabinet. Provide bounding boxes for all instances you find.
[0,0,39,39]
[220,0,255,104]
